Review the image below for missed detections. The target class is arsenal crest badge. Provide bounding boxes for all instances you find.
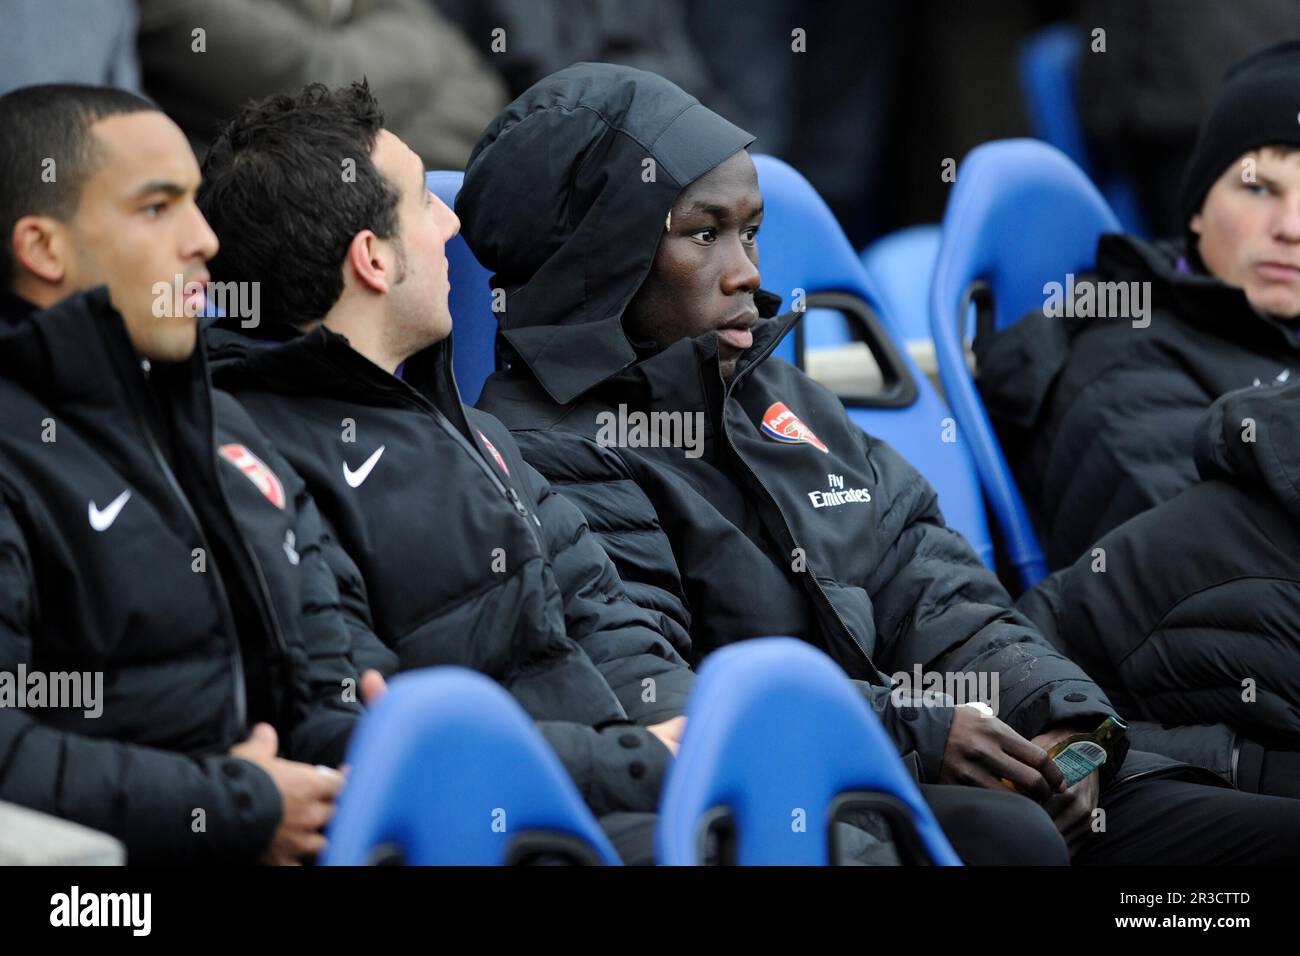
[218,443,286,509]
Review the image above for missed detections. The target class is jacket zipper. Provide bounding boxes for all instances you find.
[393,390,546,549]
[721,313,886,682]
[128,398,250,729]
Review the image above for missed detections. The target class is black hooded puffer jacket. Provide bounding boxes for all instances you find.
[1019,379,1300,784]
[458,63,1209,786]
[976,232,1300,571]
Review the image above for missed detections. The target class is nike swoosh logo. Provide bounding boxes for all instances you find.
[88,490,131,531]
[343,445,385,488]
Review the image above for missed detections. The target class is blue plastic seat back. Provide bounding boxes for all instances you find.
[324,667,621,865]
[427,171,497,406]
[859,224,943,345]
[753,154,993,568]
[1019,23,1147,235]
[929,138,1121,590]
[656,638,961,866]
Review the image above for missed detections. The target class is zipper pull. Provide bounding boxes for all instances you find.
[506,485,541,527]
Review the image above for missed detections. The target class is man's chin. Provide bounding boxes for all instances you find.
[1246,286,1300,321]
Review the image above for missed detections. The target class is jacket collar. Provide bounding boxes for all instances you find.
[1098,233,1300,351]
[508,287,789,408]
[211,321,474,438]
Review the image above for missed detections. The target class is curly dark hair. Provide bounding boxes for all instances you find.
[198,80,401,330]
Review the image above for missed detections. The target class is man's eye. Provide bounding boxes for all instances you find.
[690,229,716,243]
[743,226,760,243]
[1244,183,1270,196]
[142,203,167,218]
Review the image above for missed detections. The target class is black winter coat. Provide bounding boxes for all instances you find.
[461,63,1161,784]
[1018,379,1300,784]
[209,324,694,815]
[0,289,362,863]
[977,232,1300,570]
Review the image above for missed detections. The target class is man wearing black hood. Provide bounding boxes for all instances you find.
[464,62,1300,864]
[1018,379,1300,800]
[977,40,1300,571]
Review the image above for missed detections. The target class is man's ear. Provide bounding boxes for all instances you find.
[1189,212,1204,236]
[345,229,390,295]
[11,214,69,284]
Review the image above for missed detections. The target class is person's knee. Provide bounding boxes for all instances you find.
[931,786,1069,865]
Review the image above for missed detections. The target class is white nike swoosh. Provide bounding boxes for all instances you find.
[343,445,385,488]
[88,490,131,531]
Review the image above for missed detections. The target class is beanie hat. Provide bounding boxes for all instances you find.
[1178,39,1300,233]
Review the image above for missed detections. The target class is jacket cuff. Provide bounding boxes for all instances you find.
[586,725,671,815]
[856,682,955,783]
[206,755,282,862]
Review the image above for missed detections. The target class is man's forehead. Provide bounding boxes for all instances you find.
[372,128,422,187]
[676,153,762,216]
[87,112,199,193]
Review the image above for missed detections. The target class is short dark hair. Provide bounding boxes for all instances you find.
[0,84,156,286]
[198,81,401,329]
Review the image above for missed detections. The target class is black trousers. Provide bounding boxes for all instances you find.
[600,773,1300,865]
[597,783,1069,865]
[1075,774,1300,865]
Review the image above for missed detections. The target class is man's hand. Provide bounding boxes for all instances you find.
[1032,726,1102,853]
[646,716,687,757]
[939,705,1066,800]
[229,723,346,865]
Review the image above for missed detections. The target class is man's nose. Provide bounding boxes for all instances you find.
[188,204,220,263]
[437,194,460,241]
[1274,191,1300,244]
[721,237,760,294]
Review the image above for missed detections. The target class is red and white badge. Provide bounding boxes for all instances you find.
[478,431,510,475]
[760,402,829,454]
[218,443,286,509]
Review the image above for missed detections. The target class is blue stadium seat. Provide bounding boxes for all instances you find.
[929,138,1121,591]
[754,154,994,568]
[427,171,496,405]
[656,638,961,866]
[323,667,621,866]
[860,224,942,345]
[1018,23,1147,235]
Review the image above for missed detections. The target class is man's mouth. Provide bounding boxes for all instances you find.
[183,272,210,316]
[1257,261,1300,282]
[717,307,759,351]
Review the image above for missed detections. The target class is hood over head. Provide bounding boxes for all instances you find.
[458,62,755,405]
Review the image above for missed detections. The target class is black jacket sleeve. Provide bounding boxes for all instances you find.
[536,721,672,816]
[0,495,281,864]
[278,465,365,768]
[860,434,1123,778]
[513,430,696,649]
[519,458,694,724]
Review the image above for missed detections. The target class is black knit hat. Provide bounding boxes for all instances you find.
[1178,39,1300,232]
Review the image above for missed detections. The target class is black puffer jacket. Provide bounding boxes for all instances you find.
[0,289,362,863]
[977,232,1300,570]
[460,63,1180,785]
[209,323,694,815]
[1019,379,1300,783]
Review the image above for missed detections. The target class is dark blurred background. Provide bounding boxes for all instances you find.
[3,0,1296,246]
